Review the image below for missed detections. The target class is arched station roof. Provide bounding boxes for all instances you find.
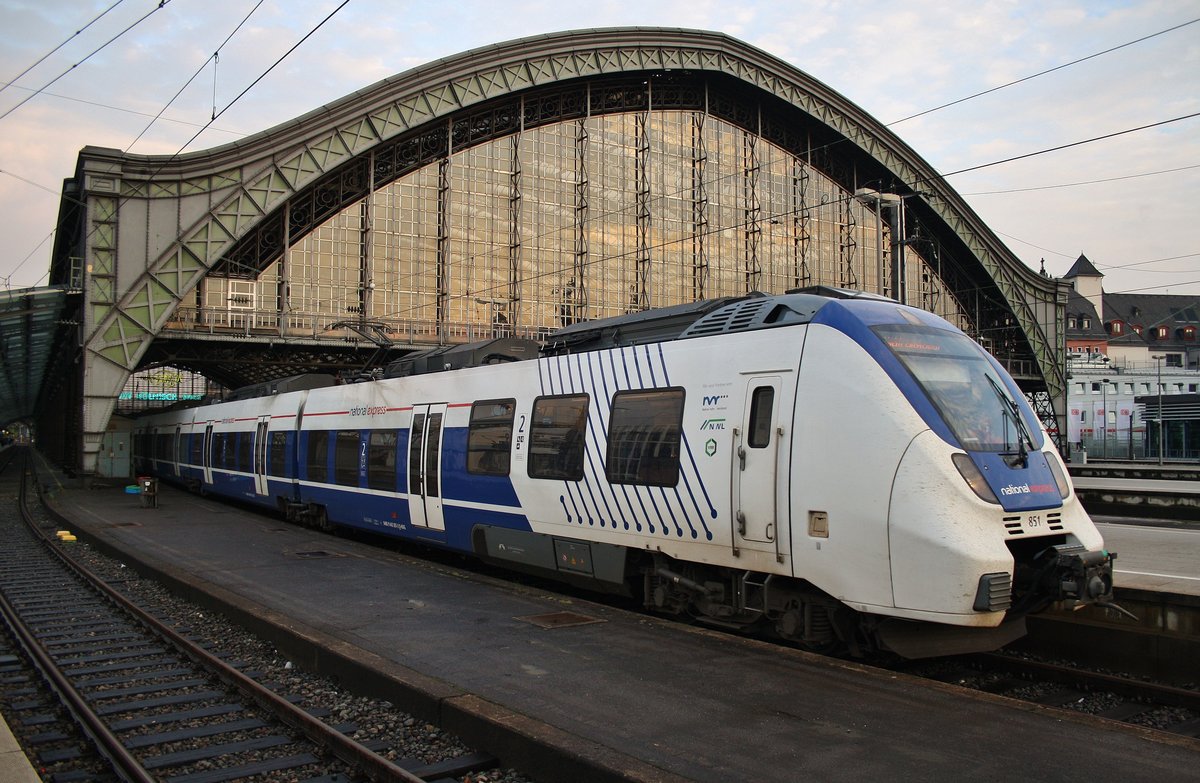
[49,27,1070,472]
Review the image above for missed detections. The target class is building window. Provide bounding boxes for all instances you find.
[1107,320,1124,336]
[1181,326,1196,341]
[1067,317,1077,329]
[1081,317,1091,329]
[606,388,685,486]
[467,399,516,476]
[529,394,589,480]
[1124,383,1134,394]
[1153,326,1169,340]
[1132,324,1143,335]
[1167,354,1182,367]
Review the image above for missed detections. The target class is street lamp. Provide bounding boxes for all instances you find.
[1152,354,1165,465]
[853,188,904,301]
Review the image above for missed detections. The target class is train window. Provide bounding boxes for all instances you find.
[875,323,1044,453]
[268,432,288,477]
[307,431,329,483]
[237,433,252,472]
[190,432,203,465]
[529,394,588,481]
[212,433,230,468]
[606,389,684,486]
[748,387,774,448]
[334,430,361,487]
[467,399,515,476]
[155,433,171,461]
[367,430,398,491]
[425,414,442,497]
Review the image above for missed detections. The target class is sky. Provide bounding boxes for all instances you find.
[0,0,1197,297]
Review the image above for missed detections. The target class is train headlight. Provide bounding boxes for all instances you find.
[952,453,999,504]
[1044,450,1072,499]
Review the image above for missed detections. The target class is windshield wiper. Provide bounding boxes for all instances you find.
[985,374,1034,467]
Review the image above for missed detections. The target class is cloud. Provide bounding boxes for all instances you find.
[0,0,1196,295]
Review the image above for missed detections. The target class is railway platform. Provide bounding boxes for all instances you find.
[0,715,40,783]
[33,472,1200,782]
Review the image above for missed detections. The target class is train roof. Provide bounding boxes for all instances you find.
[369,288,899,379]
[541,287,891,355]
[225,372,336,401]
[383,337,540,378]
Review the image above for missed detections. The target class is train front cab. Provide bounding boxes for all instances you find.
[873,318,1116,657]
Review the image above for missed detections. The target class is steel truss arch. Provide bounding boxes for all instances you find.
[57,27,1069,473]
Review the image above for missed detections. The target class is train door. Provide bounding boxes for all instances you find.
[732,376,787,558]
[406,403,447,532]
[173,426,182,477]
[253,416,270,496]
[202,424,214,485]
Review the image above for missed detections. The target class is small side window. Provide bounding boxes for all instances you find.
[307,431,329,483]
[367,430,398,491]
[334,430,361,487]
[529,394,589,480]
[237,432,252,472]
[468,399,516,476]
[748,387,775,448]
[269,431,289,478]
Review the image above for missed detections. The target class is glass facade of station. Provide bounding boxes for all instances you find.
[186,110,966,343]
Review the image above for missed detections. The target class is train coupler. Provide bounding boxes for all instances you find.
[1042,544,1126,613]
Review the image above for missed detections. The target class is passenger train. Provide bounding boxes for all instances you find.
[133,288,1119,658]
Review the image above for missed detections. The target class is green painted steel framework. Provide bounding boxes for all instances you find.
[47,28,1069,474]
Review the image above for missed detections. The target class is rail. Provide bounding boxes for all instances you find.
[4,450,447,783]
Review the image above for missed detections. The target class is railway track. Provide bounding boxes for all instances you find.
[909,652,1200,737]
[0,451,505,782]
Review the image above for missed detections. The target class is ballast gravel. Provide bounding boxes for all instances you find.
[67,539,534,783]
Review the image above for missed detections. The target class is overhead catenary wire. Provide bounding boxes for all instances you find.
[125,0,266,153]
[2,10,1195,298]
[0,0,175,124]
[3,0,353,290]
[886,16,1200,127]
[961,164,1200,196]
[0,0,129,96]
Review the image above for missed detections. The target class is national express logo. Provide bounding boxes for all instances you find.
[1000,483,1056,496]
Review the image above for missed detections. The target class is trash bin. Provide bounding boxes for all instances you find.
[139,476,158,508]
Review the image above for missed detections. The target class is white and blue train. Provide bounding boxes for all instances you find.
[133,288,1118,658]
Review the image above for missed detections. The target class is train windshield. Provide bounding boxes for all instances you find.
[875,324,1041,454]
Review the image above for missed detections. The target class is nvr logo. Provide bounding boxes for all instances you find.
[701,418,726,430]
[702,394,728,407]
